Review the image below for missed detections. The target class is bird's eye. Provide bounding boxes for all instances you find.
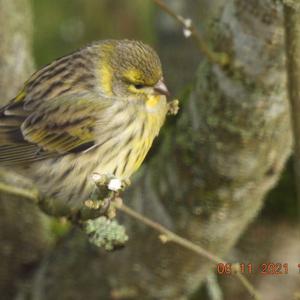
[134,84,144,89]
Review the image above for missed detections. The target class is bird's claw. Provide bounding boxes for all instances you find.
[83,173,129,219]
[83,196,115,218]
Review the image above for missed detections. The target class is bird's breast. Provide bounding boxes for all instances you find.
[92,96,168,179]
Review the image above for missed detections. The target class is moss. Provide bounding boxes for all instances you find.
[84,216,128,250]
[49,218,71,240]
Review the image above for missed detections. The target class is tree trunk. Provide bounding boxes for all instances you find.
[0,1,50,299]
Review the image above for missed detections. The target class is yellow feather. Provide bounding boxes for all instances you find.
[14,89,26,102]
[99,62,113,96]
[98,42,115,96]
[146,95,160,109]
[123,69,142,83]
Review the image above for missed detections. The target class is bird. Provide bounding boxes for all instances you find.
[0,39,175,212]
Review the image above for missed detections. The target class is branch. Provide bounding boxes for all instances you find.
[0,180,262,300]
[0,182,38,203]
[284,2,300,219]
[152,0,230,67]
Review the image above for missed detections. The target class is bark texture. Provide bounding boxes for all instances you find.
[27,1,292,299]
[0,1,49,299]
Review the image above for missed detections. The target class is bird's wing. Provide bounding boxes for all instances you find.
[0,94,109,165]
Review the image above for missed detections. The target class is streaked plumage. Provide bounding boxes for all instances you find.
[0,40,169,209]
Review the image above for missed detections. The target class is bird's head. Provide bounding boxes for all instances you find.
[98,40,169,100]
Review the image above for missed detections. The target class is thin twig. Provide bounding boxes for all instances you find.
[115,201,262,300]
[116,200,223,263]
[152,0,230,66]
[0,182,38,203]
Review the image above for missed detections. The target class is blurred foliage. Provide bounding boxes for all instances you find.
[31,0,156,66]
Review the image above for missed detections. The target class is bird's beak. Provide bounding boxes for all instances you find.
[153,79,170,97]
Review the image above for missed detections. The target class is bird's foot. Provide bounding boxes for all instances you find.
[83,195,115,219]
[81,173,130,219]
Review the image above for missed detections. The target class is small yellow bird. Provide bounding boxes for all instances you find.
[0,40,176,210]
